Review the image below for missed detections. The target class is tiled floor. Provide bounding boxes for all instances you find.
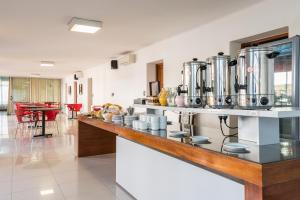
[0,112,134,200]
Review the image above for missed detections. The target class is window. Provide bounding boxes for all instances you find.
[0,77,9,110]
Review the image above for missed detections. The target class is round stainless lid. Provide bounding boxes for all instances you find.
[184,58,206,66]
[207,52,231,60]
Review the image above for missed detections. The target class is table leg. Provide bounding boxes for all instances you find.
[34,111,52,138]
[70,110,74,119]
[28,111,40,128]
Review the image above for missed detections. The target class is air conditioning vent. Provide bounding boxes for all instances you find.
[74,71,84,80]
[118,54,136,65]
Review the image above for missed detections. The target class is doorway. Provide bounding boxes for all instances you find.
[87,78,93,112]
[146,60,164,96]
[156,63,164,91]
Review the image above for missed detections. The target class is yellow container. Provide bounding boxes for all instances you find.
[158,88,168,106]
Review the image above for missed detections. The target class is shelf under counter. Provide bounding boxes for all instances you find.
[134,104,300,145]
[133,104,300,118]
[77,116,300,200]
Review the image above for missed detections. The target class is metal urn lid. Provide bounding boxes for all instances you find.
[184,58,206,66]
[208,52,231,60]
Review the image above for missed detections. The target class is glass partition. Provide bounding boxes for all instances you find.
[260,36,300,140]
[273,42,293,106]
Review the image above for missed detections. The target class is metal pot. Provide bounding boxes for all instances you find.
[235,47,280,109]
[177,58,206,107]
[205,52,237,108]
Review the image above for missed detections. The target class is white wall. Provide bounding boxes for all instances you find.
[63,0,300,114]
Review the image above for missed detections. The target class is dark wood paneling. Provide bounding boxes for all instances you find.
[78,116,116,133]
[77,120,116,157]
[245,182,263,200]
[263,159,300,186]
[245,178,300,200]
[241,32,288,48]
[263,178,300,200]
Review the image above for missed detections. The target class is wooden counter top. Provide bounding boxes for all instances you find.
[77,116,300,200]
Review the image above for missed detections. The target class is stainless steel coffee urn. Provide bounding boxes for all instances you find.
[177,58,207,107]
[205,52,237,108]
[235,47,279,109]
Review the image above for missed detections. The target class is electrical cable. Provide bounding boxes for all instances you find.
[222,116,238,129]
[219,116,238,137]
[224,120,238,129]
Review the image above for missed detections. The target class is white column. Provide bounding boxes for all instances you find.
[238,116,280,145]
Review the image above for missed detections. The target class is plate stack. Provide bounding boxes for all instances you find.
[112,115,123,125]
[124,115,138,127]
[223,143,249,153]
[169,131,188,138]
[190,136,210,144]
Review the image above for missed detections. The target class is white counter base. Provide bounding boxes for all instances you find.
[116,136,244,200]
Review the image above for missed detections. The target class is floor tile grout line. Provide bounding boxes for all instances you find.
[11,137,17,200]
[48,157,118,200]
[46,156,67,200]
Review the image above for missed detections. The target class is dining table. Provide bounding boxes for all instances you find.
[20,105,46,127]
[19,105,45,108]
[26,107,61,138]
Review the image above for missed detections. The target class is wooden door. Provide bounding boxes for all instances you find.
[156,63,164,90]
[74,81,78,103]
[87,78,93,112]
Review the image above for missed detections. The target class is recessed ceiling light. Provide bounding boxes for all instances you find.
[40,61,55,67]
[40,189,54,196]
[68,17,102,34]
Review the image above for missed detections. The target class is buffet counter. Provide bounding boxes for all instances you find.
[77,115,300,200]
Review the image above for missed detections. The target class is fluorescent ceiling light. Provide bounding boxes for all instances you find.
[40,61,55,67]
[40,189,54,196]
[68,17,102,33]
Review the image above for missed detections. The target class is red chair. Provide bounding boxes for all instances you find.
[15,103,33,116]
[66,103,82,119]
[73,104,82,112]
[73,104,82,119]
[44,110,60,135]
[66,104,74,119]
[15,109,34,138]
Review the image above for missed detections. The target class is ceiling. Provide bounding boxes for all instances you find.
[0,0,262,78]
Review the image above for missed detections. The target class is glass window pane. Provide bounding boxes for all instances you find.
[0,77,9,110]
[273,43,293,106]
